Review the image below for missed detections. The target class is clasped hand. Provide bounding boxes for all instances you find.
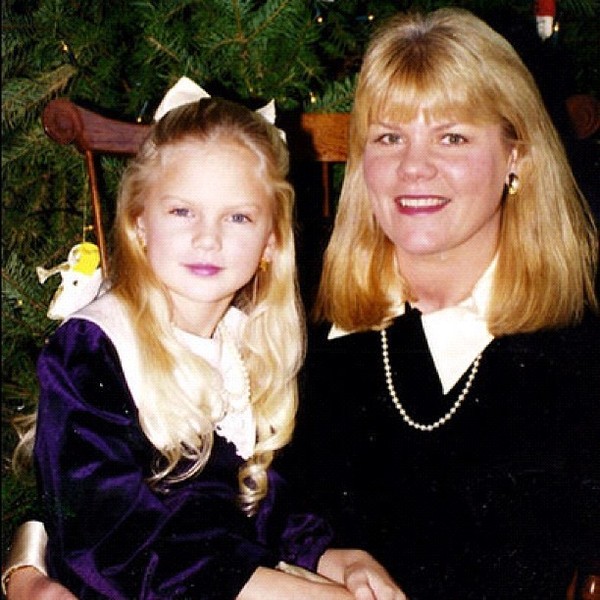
[318,548,407,600]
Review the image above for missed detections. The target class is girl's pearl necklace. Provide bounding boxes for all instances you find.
[214,320,255,459]
[216,321,251,409]
[380,328,481,432]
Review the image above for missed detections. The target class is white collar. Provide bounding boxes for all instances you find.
[70,296,255,459]
[173,306,245,370]
[329,259,495,393]
[174,308,256,459]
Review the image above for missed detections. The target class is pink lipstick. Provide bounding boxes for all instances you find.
[185,263,222,276]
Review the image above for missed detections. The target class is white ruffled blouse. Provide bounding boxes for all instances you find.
[175,309,256,460]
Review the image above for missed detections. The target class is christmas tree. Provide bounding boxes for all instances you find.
[2,0,598,560]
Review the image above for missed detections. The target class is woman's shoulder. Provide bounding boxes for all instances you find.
[305,321,384,380]
[308,320,379,347]
[489,310,600,399]
[500,309,599,356]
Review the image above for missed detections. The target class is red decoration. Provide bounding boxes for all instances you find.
[535,0,556,17]
[535,0,556,39]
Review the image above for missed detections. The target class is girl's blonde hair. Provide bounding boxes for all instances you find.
[16,98,303,516]
[315,8,598,334]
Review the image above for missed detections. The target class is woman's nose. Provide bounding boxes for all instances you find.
[396,142,437,181]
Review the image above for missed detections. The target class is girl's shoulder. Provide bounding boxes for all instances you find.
[43,292,128,354]
[64,291,130,337]
[54,291,139,360]
[55,292,145,406]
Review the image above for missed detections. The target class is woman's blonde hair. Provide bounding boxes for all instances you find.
[315,8,598,335]
[16,98,303,516]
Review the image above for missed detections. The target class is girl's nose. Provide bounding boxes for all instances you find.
[192,223,220,250]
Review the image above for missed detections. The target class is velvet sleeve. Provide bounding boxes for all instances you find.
[34,319,282,600]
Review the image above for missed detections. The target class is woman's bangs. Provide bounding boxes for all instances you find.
[368,60,496,125]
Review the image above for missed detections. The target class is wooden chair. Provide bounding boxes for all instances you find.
[565,93,600,140]
[41,98,349,274]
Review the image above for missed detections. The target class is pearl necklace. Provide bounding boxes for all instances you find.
[216,321,251,410]
[213,320,256,458]
[380,328,481,432]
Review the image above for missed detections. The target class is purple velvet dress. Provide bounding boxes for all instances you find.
[34,307,333,599]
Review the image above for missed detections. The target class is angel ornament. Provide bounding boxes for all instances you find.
[37,242,103,320]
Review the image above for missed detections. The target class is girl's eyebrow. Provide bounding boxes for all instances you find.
[159,195,267,212]
[158,194,194,204]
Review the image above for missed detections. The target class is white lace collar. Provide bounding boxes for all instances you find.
[174,309,256,459]
[70,296,256,459]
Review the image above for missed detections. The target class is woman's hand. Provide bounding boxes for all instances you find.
[5,567,77,600]
[237,566,354,599]
[318,549,407,600]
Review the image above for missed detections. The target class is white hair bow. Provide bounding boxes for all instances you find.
[153,76,285,141]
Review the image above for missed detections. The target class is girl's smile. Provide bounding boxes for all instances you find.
[184,263,223,277]
[136,140,275,335]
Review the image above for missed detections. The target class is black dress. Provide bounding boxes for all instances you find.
[280,305,600,599]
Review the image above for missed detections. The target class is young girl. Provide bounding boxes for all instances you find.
[4,94,403,599]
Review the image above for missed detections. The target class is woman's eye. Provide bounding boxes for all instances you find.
[442,133,467,145]
[377,133,403,145]
[169,207,192,217]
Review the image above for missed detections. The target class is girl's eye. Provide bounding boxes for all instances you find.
[169,207,192,218]
[230,213,250,224]
[441,133,467,145]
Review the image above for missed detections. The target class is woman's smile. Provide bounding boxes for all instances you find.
[394,195,450,215]
[364,112,516,264]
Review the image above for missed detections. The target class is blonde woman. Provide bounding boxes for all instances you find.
[3,94,404,600]
[287,8,599,599]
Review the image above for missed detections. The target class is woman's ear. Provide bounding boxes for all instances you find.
[508,147,519,174]
[135,216,147,248]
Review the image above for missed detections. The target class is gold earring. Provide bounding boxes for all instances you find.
[253,259,270,304]
[507,173,520,196]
